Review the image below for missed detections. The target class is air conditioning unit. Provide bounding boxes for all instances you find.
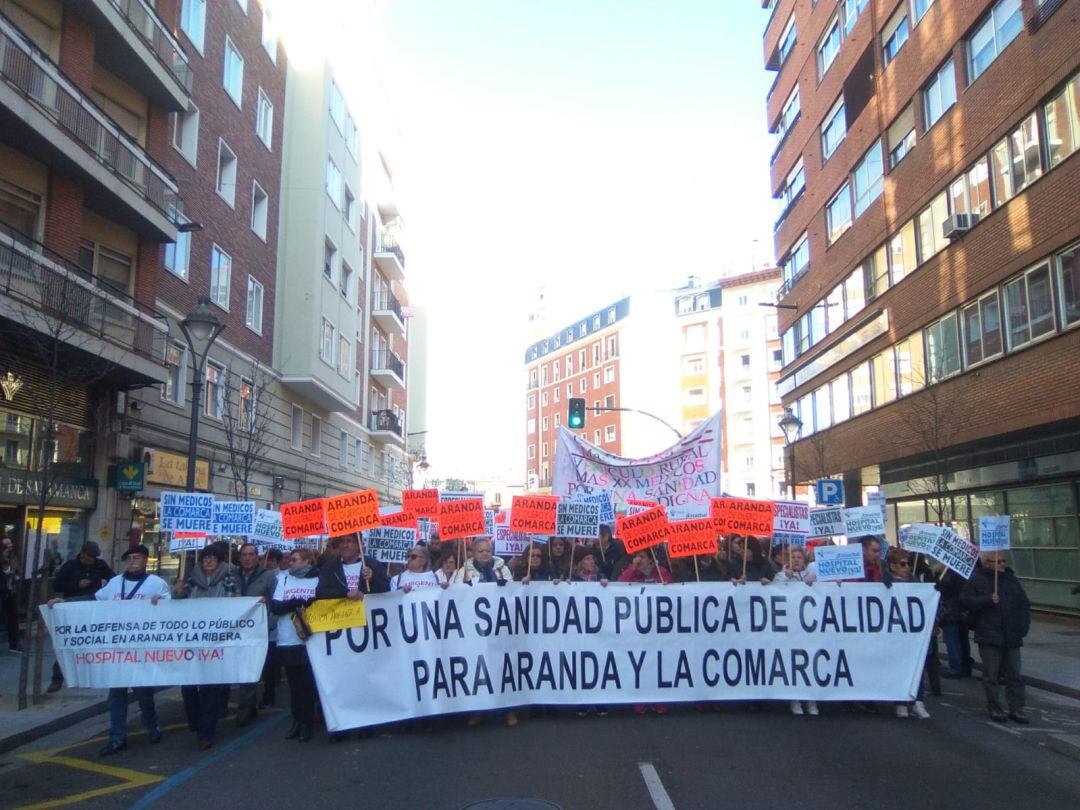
[943,213,980,240]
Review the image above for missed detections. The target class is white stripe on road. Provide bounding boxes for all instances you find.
[638,762,677,810]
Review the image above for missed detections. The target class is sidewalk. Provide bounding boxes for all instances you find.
[1007,613,1080,698]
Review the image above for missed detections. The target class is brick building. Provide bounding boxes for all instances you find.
[763,0,1079,609]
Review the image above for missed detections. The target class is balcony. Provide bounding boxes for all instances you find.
[370,348,405,391]
[64,0,192,111]
[372,290,405,335]
[369,408,405,447]
[0,219,168,385]
[0,13,182,240]
[373,231,405,281]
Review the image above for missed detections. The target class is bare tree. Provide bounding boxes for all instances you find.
[220,362,276,500]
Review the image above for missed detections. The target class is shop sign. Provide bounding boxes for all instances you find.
[145,448,210,490]
[114,462,145,492]
[0,469,97,509]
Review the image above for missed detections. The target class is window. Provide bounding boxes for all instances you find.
[565,356,573,376]
[343,186,355,229]
[324,238,336,281]
[542,391,549,406]
[968,0,1023,82]
[911,0,936,25]
[181,0,206,52]
[552,362,560,382]
[990,137,1015,205]
[957,157,993,218]
[592,372,600,388]
[924,59,956,129]
[872,348,898,407]
[1009,113,1043,192]
[344,115,358,157]
[962,290,1003,366]
[340,262,353,301]
[338,336,351,377]
[603,366,615,383]
[542,443,549,459]
[1004,262,1056,349]
[239,377,255,432]
[826,183,852,243]
[895,334,925,395]
[528,445,536,460]
[684,356,705,374]
[210,245,231,309]
[779,159,804,212]
[291,406,304,450]
[831,373,850,423]
[527,394,536,410]
[1045,76,1080,168]
[205,362,225,418]
[223,37,244,107]
[850,361,872,415]
[162,342,186,405]
[814,387,832,430]
[916,191,949,262]
[216,140,237,207]
[329,80,345,132]
[320,318,335,364]
[846,266,866,314]
[580,378,587,393]
[740,354,751,369]
[1057,244,1080,328]
[338,432,349,467]
[865,244,890,300]
[781,234,809,288]
[553,387,560,403]
[250,182,268,239]
[925,312,961,382]
[164,222,191,280]
[236,0,248,12]
[566,383,573,397]
[889,219,918,286]
[311,416,322,456]
[605,425,617,443]
[825,284,844,334]
[325,159,342,207]
[818,17,841,77]
[592,342,601,364]
[821,97,846,161]
[608,335,618,358]
[245,276,263,333]
[171,103,199,165]
[261,8,277,61]
[778,16,796,65]
[256,89,273,148]
[887,105,916,167]
[852,140,884,216]
[881,7,909,66]
[776,86,800,143]
[593,430,601,444]
[842,0,868,35]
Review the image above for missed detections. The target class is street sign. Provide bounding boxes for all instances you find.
[815,478,843,505]
[114,462,145,492]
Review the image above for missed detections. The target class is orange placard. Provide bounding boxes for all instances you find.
[710,497,776,536]
[667,518,719,558]
[281,498,327,540]
[402,489,440,520]
[616,506,670,554]
[510,495,559,534]
[325,489,381,538]
[380,508,418,529]
[626,498,659,506]
[437,499,486,541]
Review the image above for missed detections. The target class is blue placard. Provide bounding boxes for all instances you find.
[815,479,844,505]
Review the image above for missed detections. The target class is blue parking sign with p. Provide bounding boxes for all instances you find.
[816,479,844,505]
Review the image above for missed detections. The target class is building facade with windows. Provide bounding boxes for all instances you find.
[763,0,1080,610]
[674,269,787,500]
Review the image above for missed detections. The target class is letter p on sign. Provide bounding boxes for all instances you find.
[816,479,844,506]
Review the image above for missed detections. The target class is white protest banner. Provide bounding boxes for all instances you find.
[810,507,845,538]
[363,526,418,564]
[551,415,721,519]
[307,582,938,731]
[168,533,209,553]
[773,501,811,536]
[843,506,886,538]
[160,491,213,532]
[581,491,615,525]
[556,500,601,538]
[899,523,944,554]
[978,516,1011,552]
[212,500,256,536]
[814,545,865,582]
[41,598,267,688]
[493,526,531,557]
[932,528,979,579]
[250,509,284,548]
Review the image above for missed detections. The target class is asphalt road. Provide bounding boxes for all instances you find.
[2,673,1079,810]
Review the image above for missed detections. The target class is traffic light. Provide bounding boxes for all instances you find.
[568,398,586,429]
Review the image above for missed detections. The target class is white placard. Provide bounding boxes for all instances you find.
[978,516,1011,552]
[814,544,865,581]
[810,507,845,537]
[843,506,886,538]
[773,501,811,535]
[160,491,213,532]
[212,500,256,536]
[363,526,418,564]
[556,500,601,538]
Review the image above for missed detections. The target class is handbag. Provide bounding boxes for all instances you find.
[290,605,312,642]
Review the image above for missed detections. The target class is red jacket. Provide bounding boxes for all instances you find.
[618,564,673,584]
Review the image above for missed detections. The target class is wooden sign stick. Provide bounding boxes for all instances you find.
[357,534,371,592]
[693,555,700,583]
[566,540,574,583]
[526,538,534,580]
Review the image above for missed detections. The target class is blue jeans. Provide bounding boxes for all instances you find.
[107,687,159,747]
[942,622,971,675]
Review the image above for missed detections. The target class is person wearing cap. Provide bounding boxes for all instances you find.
[316,533,389,600]
[96,544,170,756]
[46,541,114,692]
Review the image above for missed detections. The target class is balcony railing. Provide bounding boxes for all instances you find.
[0,13,182,223]
[0,219,168,362]
[372,291,403,321]
[370,409,404,438]
[371,348,405,380]
[375,230,405,267]
[107,0,193,92]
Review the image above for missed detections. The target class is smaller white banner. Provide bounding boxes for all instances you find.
[212,500,256,536]
[493,526,531,557]
[773,501,811,535]
[556,501,601,538]
[250,509,284,547]
[363,526,418,564]
[814,545,865,581]
[160,492,213,532]
[978,516,1011,552]
[843,506,886,538]
[810,507,845,537]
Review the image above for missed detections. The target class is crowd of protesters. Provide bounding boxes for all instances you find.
[43,523,1033,754]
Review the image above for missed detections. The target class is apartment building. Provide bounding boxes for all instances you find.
[674,269,787,499]
[763,0,1079,609]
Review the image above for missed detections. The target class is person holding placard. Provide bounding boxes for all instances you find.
[435,551,458,585]
[595,524,628,580]
[961,553,1031,723]
[548,536,571,579]
[451,538,513,585]
[884,549,931,720]
[518,545,558,584]
[728,536,774,584]
[858,537,885,582]
[233,543,277,726]
[390,545,443,591]
[938,568,973,679]
[317,534,389,598]
[259,548,288,708]
[270,548,320,742]
[774,547,817,585]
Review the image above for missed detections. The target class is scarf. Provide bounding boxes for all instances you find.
[289,563,314,577]
[474,559,496,583]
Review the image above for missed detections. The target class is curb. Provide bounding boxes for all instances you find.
[0,698,110,755]
[938,653,1080,702]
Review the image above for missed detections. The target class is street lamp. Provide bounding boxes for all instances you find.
[778,406,803,499]
[179,297,224,492]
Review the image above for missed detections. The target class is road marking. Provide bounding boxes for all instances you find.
[638,762,676,810]
[128,711,288,809]
[986,722,1021,736]
[15,753,164,810]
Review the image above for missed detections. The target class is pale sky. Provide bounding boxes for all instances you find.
[341,1,777,485]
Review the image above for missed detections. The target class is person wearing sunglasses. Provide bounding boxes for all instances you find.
[884,549,931,720]
[390,545,443,592]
